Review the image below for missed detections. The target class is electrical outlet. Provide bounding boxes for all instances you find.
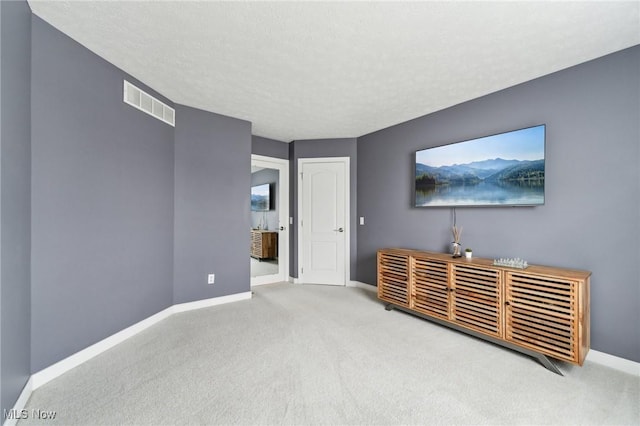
[359,216,365,225]
[207,274,215,284]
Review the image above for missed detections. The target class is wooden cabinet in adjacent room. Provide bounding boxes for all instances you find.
[250,230,278,260]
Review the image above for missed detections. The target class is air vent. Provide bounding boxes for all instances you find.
[123,80,175,127]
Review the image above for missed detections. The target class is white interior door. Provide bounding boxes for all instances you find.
[251,155,289,286]
[299,158,349,286]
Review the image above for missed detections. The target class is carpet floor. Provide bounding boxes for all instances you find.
[19,283,639,425]
[250,257,279,277]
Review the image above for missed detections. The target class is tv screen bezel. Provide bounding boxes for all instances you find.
[414,124,546,208]
[251,183,271,212]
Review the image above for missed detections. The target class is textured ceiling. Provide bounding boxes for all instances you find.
[28,1,640,142]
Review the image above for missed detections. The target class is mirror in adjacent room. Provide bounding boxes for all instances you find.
[250,166,279,279]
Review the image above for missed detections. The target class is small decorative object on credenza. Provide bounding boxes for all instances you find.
[465,248,473,259]
[451,225,462,258]
[493,257,529,269]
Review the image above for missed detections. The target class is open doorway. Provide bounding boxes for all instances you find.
[250,155,289,286]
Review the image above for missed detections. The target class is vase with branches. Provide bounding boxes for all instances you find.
[452,225,462,258]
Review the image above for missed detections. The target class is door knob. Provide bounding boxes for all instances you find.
[279,226,285,231]
[334,227,344,232]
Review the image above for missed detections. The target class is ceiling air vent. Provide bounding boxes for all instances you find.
[123,80,175,127]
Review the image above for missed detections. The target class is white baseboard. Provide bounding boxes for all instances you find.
[30,291,252,391]
[250,280,274,287]
[2,377,33,426]
[30,307,172,390]
[348,280,377,293]
[171,291,251,313]
[30,307,173,389]
[251,273,288,286]
[586,349,640,376]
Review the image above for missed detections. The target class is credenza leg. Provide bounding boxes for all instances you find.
[384,303,394,311]
[536,353,563,376]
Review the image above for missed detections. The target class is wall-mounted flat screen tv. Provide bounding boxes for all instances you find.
[251,183,271,211]
[415,124,545,207]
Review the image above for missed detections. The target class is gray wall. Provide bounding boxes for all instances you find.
[251,169,279,231]
[173,105,251,303]
[30,16,175,372]
[289,138,358,279]
[0,0,31,414]
[356,46,640,362]
[252,135,289,160]
[28,15,253,374]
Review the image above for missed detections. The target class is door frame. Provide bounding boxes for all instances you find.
[251,154,289,286]
[297,157,350,286]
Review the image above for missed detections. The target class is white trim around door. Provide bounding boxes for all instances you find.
[251,154,290,286]
[297,157,350,286]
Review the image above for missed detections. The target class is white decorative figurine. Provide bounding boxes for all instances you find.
[493,257,529,269]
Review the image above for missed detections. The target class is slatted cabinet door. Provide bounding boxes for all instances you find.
[377,251,410,307]
[505,272,580,363]
[451,264,502,338]
[412,257,450,320]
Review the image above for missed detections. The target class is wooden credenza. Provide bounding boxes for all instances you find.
[251,230,278,260]
[378,248,590,374]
